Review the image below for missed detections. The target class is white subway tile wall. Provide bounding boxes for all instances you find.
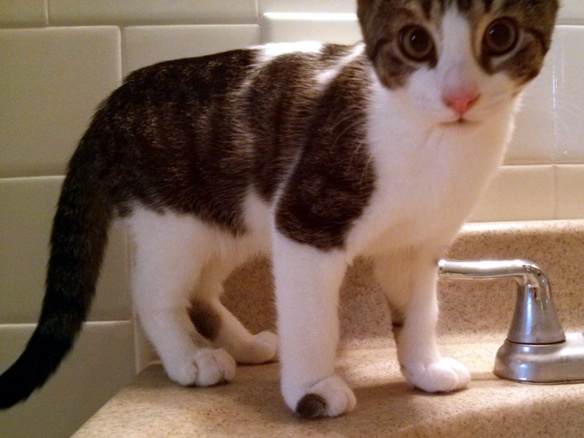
[0,322,135,438]
[122,24,261,75]
[262,12,360,44]
[0,27,121,178]
[48,0,258,26]
[0,0,47,27]
[553,26,584,164]
[560,0,584,24]
[469,166,556,222]
[1,1,583,437]
[0,177,130,324]
[505,57,555,165]
[260,0,356,14]
[557,165,584,219]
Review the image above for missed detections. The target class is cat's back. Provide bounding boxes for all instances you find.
[109,43,361,110]
[120,49,256,104]
[77,42,371,225]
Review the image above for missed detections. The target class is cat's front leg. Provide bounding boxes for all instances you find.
[273,233,356,418]
[374,249,470,393]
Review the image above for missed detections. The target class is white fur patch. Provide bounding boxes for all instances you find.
[316,43,365,89]
[125,200,274,387]
[272,232,352,414]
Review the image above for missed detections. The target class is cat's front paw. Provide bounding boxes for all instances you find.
[167,348,236,387]
[285,375,357,419]
[403,357,470,393]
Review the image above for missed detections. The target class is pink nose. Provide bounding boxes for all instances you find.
[443,92,480,116]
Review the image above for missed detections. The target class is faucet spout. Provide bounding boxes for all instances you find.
[438,259,565,344]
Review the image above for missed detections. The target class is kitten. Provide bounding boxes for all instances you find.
[0,0,558,418]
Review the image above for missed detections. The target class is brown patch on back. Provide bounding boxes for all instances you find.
[188,299,222,341]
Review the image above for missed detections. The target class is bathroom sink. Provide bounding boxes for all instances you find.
[72,220,584,437]
[72,341,584,437]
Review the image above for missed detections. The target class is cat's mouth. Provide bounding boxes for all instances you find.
[440,117,481,128]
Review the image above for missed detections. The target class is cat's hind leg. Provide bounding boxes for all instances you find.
[374,249,470,393]
[273,234,356,418]
[191,259,278,365]
[129,209,236,387]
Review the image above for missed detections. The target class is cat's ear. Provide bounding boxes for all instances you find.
[357,0,385,59]
[357,0,376,14]
[357,0,377,28]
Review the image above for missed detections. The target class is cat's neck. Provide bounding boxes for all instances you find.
[343,74,521,258]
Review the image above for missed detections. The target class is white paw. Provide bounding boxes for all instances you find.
[252,331,279,361]
[166,348,236,387]
[403,357,470,393]
[291,375,357,419]
[231,331,279,364]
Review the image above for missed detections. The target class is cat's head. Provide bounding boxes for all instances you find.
[357,0,559,127]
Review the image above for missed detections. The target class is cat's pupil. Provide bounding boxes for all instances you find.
[399,25,434,62]
[483,18,519,56]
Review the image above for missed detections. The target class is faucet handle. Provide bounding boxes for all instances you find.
[438,259,565,344]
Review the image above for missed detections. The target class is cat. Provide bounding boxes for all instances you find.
[0,0,558,419]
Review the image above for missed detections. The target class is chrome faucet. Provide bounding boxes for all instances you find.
[439,259,584,384]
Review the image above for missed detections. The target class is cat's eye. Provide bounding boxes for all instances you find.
[398,25,435,63]
[483,18,519,56]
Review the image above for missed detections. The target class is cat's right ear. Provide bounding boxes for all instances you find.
[357,0,378,28]
[357,0,376,9]
[356,0,377,22]
[357,0,383,56]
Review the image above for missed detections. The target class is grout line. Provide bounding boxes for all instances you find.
[553,164,559,219]
[43,0,49,26]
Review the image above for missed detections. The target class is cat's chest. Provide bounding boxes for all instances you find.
[346,122,508,257]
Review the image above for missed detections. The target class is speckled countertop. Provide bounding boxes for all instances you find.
[73,220,584,437]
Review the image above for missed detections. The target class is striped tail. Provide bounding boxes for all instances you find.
[0,135,113,409]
